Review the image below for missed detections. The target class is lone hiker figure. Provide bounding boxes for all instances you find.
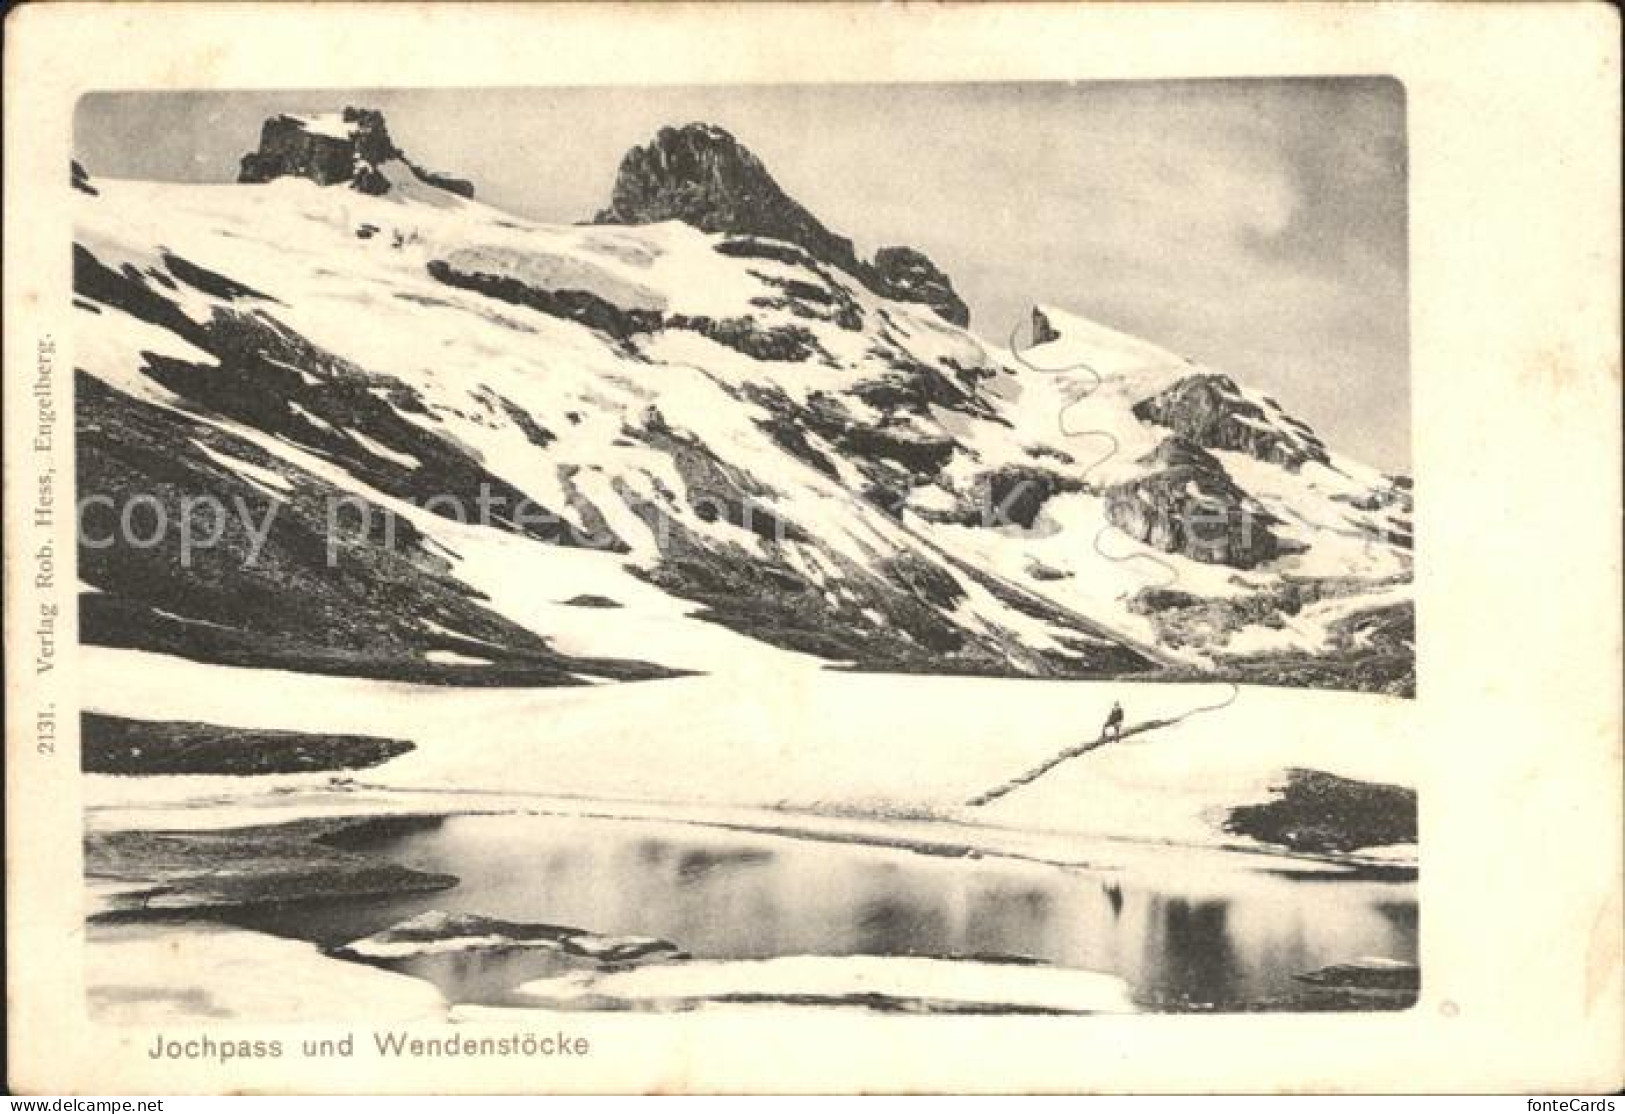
[1102,701,1125,743]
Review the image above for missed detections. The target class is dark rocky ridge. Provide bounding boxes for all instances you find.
[238,107,475,199]
[1133,373,1330,471]
[427,256,824,362]
[82,713,413,776]
[595,123,970,327]
[868,246,969,328]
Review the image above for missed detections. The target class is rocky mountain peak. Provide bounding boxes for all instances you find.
[596,123,864,274]
[595,122,970,327]
[237,107,474,200]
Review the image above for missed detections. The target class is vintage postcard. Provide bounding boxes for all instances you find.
[5,1,1620,1096]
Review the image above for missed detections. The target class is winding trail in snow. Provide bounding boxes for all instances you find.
[958,318,1249,804]
[964,682,1240,807]
[1003,319,1184,591]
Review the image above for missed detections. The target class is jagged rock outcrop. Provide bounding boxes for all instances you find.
[665,314,821,362]
[72,159,99,196]
[1031,306,1062,345]
[427,257,660,340]
[238,107,474,199]
[861,243,968,327]
[1105,436,1281,568]
[1133,373,1330,471]
[870,246,970,328]
[427,256,821,361]
[239,108,392,190]
[913,464,1080,530]
[596,123,969,326]
[597,123,862,273]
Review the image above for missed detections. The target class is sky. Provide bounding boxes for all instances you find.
[76,79,1410,471]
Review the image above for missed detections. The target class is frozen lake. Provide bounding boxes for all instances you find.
[223,810,1418,1012]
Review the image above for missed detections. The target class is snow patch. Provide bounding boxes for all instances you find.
[87,921,444,1024]
[516,954,1136,1014]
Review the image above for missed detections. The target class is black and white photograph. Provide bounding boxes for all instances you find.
[70,78,1419,1021]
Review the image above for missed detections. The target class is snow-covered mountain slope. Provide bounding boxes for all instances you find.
[71,115,1412,692]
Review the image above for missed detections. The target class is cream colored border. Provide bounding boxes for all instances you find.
[6,1,1621,1094]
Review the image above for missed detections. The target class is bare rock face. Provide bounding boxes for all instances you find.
[950,465,1079,529]
[1105,436,1282,568]
[72,159,99,196]
[597,123,862,271]
[1030,306,1062,345]
[238,107,474,199]
[597,123,969,327]
[1132,373,1330,471]
[238,108,392,189]
[871,246,970,328]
